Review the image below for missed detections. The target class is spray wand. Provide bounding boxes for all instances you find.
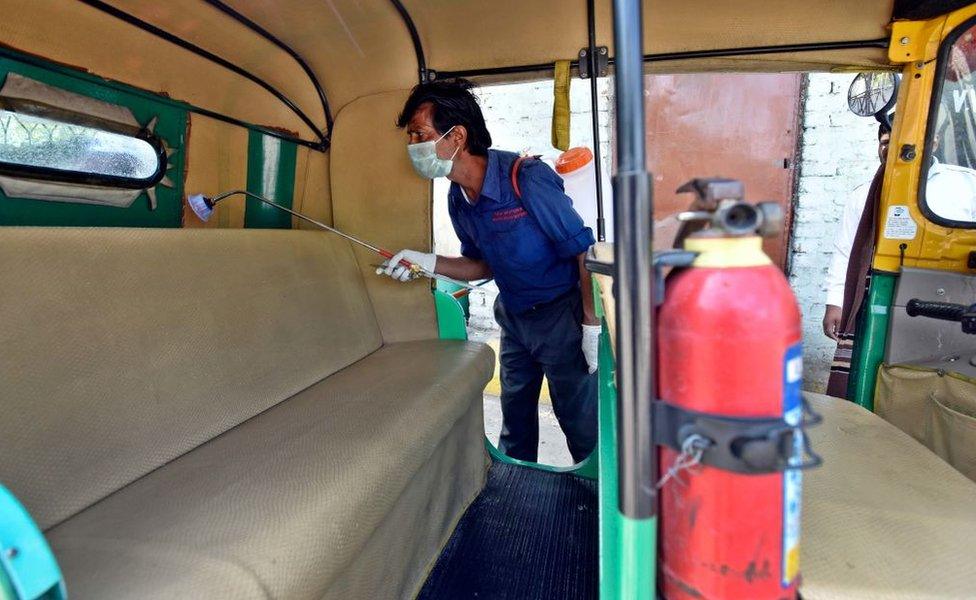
[187,190,480,293]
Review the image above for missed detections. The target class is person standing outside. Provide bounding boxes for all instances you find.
[383,79,599,463]
[823,120,890,396]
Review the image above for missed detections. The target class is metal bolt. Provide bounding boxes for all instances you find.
[947,355,960,362]
[937,288,946,296]
[600,47,607,55]
[580,49,587,57]
[900,36,910,45]
[916,61,925,69]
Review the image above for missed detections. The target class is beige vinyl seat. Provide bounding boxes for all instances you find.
[0,228,494,600]
[801,393,976,599]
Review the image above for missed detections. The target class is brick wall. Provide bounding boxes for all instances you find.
[791,74,880,391]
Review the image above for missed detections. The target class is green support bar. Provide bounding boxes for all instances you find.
[848,271,897,411]
[245,129,297,229]
[594,279,657,599]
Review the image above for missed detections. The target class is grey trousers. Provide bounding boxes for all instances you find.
[494,290,598,463]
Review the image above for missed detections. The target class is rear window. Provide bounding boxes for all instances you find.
[921,18,976,226]
[0,109,163,188]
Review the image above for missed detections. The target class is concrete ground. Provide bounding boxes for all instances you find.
[482,393,574,467]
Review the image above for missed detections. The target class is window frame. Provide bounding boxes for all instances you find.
[919,14,976,229]
[0,97,168,190]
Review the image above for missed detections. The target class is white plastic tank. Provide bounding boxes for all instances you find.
[555,146,607,241]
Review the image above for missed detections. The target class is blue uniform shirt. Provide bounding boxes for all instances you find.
[448,149,596,314]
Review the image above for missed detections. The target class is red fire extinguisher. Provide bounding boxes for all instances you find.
[657,179,817,599]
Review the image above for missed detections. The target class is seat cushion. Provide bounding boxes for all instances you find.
[801,393,976,599]
[46,340,494,600]
[0,228,382,529]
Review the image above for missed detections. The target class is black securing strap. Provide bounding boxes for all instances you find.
[653,397,823,474]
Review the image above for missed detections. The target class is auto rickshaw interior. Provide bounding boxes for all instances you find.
[0,2,974,600]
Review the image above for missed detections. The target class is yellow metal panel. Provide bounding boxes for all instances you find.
[875,5,976,274]
[181,114,248,229]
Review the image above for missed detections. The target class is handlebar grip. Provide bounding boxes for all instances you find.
[905,298,967,322]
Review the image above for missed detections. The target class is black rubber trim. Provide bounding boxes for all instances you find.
[894,0,973,20]
[77,0,328,150]
[388,0,428,83]
[433,38,890,80]
[417,461,598,600]
[917,14,976,230]
[201,0,333,144]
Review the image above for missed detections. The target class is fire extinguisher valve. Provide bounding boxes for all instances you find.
[675,177,783,238]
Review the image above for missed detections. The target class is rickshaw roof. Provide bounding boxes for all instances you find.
[2,1,965,147]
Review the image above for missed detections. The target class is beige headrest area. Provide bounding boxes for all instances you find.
[0,0,900,147]
[0,227,383,529]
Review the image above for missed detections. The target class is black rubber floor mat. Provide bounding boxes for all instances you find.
[417,460,598,600]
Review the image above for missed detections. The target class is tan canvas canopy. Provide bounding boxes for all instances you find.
[0,1,923,148]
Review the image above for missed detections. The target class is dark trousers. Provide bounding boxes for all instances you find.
[494,290,598,463]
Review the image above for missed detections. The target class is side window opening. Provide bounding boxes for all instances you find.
[0,108,164,188]
[0,72,173,216]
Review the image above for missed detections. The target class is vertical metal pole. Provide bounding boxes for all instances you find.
[612,0,656,518]
[587,0,607,242]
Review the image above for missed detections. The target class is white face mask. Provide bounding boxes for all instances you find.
[407,126,458,179]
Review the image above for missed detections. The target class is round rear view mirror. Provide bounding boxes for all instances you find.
[848,72,898,117]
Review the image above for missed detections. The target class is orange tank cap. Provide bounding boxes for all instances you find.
[555,146,593,174]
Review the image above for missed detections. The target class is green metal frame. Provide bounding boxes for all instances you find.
[848,271,898,410]
[244,129,297,228]
[0,54,186,227]
[592,279,656,599]
[433,288,468,341]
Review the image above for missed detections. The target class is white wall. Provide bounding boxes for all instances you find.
[432,77,614,340]
[791,74,882,391]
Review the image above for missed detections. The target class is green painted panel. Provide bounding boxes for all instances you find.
[0,56,186,227]
[849,271,897,411]
[483,437,597,479]
[244,129,296,229]
[434,289,468,340]
[594,278,657,599]
[436,279,470,319]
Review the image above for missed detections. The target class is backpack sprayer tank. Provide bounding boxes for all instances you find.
[656,179,820,599]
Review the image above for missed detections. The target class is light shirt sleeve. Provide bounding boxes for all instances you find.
[825,182,869,307]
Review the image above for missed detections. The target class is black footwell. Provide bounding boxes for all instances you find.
[418,460,598,600]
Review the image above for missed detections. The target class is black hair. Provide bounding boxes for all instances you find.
[396,78,492,157]
[879,113,894,139]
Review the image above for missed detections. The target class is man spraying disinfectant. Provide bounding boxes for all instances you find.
[382,79,598,464]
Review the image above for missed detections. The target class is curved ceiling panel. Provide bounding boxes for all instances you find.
[0,0,317,142]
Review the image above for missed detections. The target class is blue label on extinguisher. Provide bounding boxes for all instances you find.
[781,343,803,587]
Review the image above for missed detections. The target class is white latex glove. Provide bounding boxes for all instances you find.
[582,324,601,374]
[382,249,437,282]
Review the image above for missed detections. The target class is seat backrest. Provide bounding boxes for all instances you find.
[330,90,438,344]
[0,227,382,529]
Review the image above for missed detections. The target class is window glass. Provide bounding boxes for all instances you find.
[924,23,976,223]
[0,110,160,182]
